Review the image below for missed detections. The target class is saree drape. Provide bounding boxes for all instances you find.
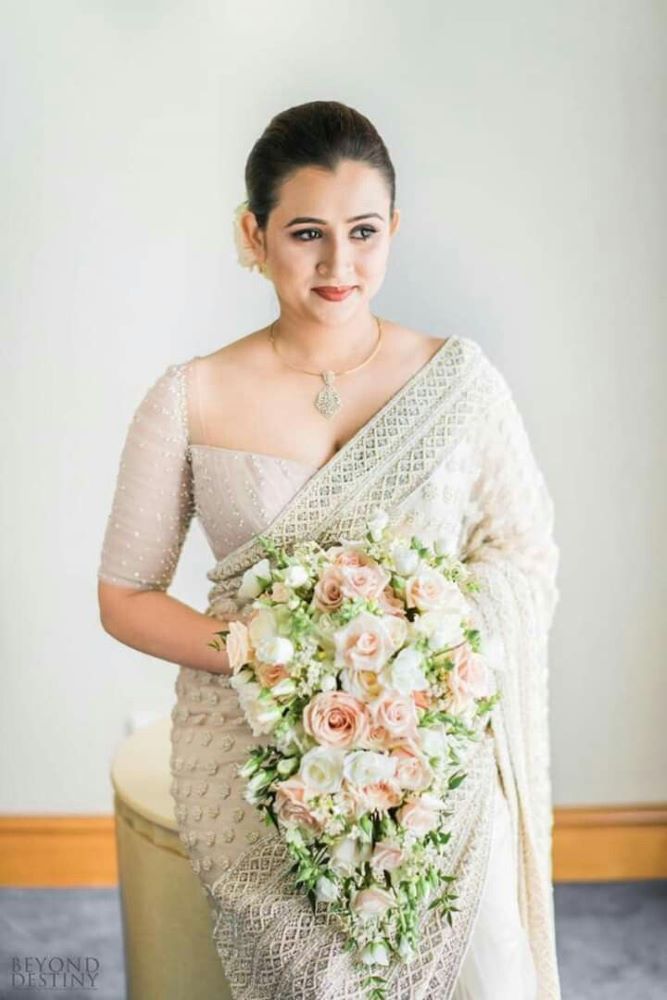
[198,335,562,999]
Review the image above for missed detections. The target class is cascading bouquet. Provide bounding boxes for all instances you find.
[210,509,501,1000]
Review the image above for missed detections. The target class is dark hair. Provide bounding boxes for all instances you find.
[244,100,396,229]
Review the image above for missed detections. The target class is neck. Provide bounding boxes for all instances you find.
[269,309,381,370]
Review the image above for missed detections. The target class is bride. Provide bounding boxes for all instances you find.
[97,100,561,999]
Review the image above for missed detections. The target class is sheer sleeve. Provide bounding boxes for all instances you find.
[97,361,196,592]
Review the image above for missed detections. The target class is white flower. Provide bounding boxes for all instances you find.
[231,676,282,736]
[412,609,466,651]
[329,834,373,876]
[320,674,337,692]
[343,750,397,788]
[300,746,346,793]
[315,875,339,903]
[419,724,449,761]
[360,941,390,966]
[367,507,389,541]
[255,635,295,666]
[284,564,309,588]
[397,937,416,962]
[390,542,421,576]
[237,558,272,601]
[270,677,297,698]
[381,647,429,694]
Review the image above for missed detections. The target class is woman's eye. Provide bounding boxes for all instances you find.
[292,226,377,242]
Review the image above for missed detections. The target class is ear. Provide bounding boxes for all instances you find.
[239,210,267,265]
[389,207,401,238]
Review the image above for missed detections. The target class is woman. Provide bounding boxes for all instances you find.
[98,100,560,999]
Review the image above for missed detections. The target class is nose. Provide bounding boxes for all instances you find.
[316,234,355,282]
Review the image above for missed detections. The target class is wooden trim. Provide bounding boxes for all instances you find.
[0,805,665,887]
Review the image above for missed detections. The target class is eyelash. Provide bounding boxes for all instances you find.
[291,226,378,242]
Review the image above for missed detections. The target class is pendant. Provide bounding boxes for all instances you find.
[314,371,342,418]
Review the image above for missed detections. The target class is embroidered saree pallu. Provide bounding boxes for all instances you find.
[165,335,561,999]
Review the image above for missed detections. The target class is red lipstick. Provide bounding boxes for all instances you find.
[313,286,356,302]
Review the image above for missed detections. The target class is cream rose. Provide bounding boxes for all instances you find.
[255,661,289,688]
[340,667,386,703]
[333,612,395,673]
[299,746,346,793]
[303,691,370,749]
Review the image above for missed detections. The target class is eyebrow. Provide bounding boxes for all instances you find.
[284,212,384,228]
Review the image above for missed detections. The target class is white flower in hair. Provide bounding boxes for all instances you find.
[232,198,267,275]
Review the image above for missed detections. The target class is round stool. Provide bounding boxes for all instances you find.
[111,718,232,1000]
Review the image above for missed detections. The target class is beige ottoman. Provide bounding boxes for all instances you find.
[111,718,232,1000]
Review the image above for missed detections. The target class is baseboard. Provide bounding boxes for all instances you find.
[0,805,665,887]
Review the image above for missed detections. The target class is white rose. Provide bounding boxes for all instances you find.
[256,636,295,666]
[248,607,279,645]
[390,543,421,576]
[237,557,272,601]
[284,564,309,588]
[419,724,449,761]
[381,647,429,694]
[405,568,468,614]
[329,834,373,876]
[315,875,339,902]
[343,750,397,788]
[270,677,297,698]
[300,746,346,793]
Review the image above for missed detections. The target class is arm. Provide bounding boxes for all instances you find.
[97,362,231,675]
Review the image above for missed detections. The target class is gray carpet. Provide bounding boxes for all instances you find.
[0,881,665,999]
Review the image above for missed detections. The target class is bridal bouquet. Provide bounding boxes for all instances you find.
[211,510,500,1000]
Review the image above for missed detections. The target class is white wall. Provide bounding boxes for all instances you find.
[1,0,665,812]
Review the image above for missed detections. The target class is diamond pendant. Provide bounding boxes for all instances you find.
[314,371,342,418]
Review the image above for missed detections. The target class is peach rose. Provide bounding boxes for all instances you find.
[369,692,419,742]
[255,661,290,688]
[396,795,441,836]
[371,840,405,872]
[390,744,434,792]
[447,644,492,712]
[224,620,251,674]
[327,544,373,569]
[412,689,433,710]
[303,691,370,749]
[313,567,345,612]
[351,886,395,921]
[333,612,395,673]
[405,568,468,614]
[338,563,391,601]
[274,777,322,832]
[377,585,408,617]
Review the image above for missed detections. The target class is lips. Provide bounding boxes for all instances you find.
[313,286,356,301]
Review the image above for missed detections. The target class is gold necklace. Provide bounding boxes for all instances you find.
[268,315,383,418]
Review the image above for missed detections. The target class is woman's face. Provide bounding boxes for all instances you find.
[242,159,400,323]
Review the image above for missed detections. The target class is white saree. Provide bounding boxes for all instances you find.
[97,334,561,999]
